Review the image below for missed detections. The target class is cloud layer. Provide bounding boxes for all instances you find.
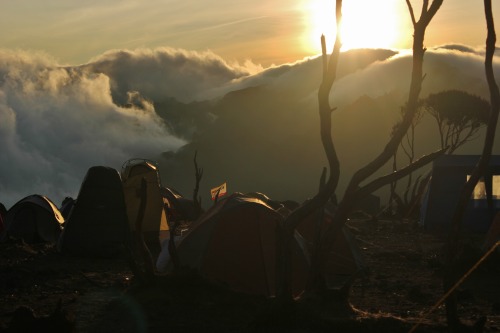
[156,45,500,206]
[82,47,259,103]
[0,49,186,208]
[1,44,499,209]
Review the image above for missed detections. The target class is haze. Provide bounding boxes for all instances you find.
[0,1,493,67]
[0,1,499,208]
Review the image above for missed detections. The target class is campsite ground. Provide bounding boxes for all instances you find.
[1,218,499,333]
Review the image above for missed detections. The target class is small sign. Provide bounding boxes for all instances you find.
[210,182,227,200]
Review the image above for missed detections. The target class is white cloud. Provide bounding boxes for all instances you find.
[82,47,259,103]
[0,49,185,208]
[1,45,499,209]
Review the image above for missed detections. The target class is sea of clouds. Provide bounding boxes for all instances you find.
[0,45,498,209]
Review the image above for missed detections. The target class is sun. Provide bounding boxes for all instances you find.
[302,0,409,54]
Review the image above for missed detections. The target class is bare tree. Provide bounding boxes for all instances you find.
[278,0,445,302]
[277,0,343,301]
[306,0,445,297]
[443,1,500,331]
[192,150,204,218]
[390,103,425,217]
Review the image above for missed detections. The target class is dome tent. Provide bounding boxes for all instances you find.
[58,166,130,257]
[2,195,64,243]
[159,193,309,297]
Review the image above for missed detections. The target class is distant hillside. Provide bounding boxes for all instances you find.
[2,46,497,210]
[157,48,499,207]
[158,90,400,207]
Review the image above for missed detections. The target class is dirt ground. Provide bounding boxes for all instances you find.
[1,218,499,333]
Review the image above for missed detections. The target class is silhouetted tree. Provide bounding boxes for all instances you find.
[390,102,425,217]
[425,90,490,153]
[443,1,499,331]
[278,0,445,306]
[390,90,489,218]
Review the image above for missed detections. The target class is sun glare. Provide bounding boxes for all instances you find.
[303,0,409,54]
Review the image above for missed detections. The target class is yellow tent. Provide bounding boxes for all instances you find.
[121,159,169,258]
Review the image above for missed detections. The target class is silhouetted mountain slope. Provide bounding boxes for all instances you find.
[157,47,498,207]
[154,98,217,140]
[158,87,404,206]
[151,48,399,141]
[2,46,498,208]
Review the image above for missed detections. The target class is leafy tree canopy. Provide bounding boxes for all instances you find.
[424,90,490,127]
[423,90,490,153]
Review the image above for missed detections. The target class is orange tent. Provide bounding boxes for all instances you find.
[163,193,309,297]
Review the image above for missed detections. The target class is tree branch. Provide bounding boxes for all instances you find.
[357,149,446,200]
[406,0,417,26]
[192,150,203,218]
[308,0,443,293]
[344,0,443,204]
[283,0,342,234]
[278,0,343,300]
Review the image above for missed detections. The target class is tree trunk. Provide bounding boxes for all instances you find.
[443,1,499,330]
[308,0,443,295]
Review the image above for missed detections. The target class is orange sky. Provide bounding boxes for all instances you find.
[0,1,496,67]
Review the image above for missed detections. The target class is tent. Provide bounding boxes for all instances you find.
[296,208,366,289]
[0,202,6,235]
[58,166,130,257]
[244,192,285,210]
[483,211,500,251]
[157,193,309,297]
[1,195,64,243]
[161,187,200,222]
[121,159,169,258]
[59,197,75,220]
[421,155,500,233]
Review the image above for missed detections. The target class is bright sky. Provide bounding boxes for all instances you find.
[0,0,495,67]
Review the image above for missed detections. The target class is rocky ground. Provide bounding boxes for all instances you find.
[1,218,499,332]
